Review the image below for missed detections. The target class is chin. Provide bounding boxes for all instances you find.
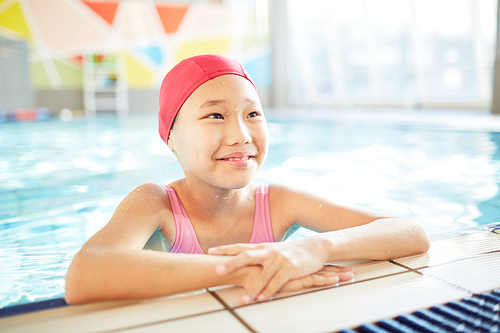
[217,168,258,188]
[217,176,254,190]
[222,181,252,190]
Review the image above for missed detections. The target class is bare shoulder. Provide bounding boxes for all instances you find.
[268,184,329,219]
[117,183,172,217]
[268,184,320,205]
[268,184,389,233]
[132,182,169,198]
[84,183,174,250]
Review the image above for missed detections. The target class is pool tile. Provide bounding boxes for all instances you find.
[420,251,500,294]
[393,232,500,269]
[212,260,409,308]
[1,290,223,333]
[235,272,470,333]
[114,310,250,333]
[344,260,409,281]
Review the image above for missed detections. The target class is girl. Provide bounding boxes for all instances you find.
[65,54,430,305]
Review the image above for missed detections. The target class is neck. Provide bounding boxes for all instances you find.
[171,178,256,219]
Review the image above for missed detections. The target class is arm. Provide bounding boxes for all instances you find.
[66,247,252,304]
[65,183,346,304]
[209,185,430,302]
[312,216,429,262]
[270,185,430,260]
[65,183,246,304]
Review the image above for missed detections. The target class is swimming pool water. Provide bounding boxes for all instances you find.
[1,110,500,308]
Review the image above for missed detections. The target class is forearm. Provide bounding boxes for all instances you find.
[65,248,243,304]
[312,217,430,262]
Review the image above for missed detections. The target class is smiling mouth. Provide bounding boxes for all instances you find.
[221,156,252,162]
[218,154,255,167]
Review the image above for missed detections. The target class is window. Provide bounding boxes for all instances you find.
[286,0,497,108]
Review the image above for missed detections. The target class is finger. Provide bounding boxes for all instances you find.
[280,274,340,292]
[210,242,273,255]
[307,274,340,287]
[322,265,353,272]
[337,271,354,281]
[235,254,282,301]
[255,268,293,302]
[246,261,282,301]
[214,250,266,276]
[257,265,351,301]
[239,293,254,305]
[316,269,354,282]
[208,243,255,255]
[318,266,353,276]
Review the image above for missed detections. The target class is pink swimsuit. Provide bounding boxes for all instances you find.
[163,185,274,254]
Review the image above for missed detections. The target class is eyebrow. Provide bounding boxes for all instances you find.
[199,98,259,108]
[199,99,227,108]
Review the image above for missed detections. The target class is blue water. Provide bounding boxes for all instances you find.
[1,111,500,308]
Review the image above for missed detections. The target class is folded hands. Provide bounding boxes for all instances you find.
[208,240,354,305]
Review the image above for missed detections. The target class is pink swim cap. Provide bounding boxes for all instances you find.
[158,54,256,144]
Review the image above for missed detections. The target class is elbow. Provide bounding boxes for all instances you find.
[65,278,85,305]
[410,219,431,254]
[65,252,95,304]
[415,233,431,254]
[65,271,83,304]
[388,217,430,257]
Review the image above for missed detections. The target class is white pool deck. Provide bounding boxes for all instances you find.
[1,229,499,333]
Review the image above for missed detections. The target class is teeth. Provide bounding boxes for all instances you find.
[227,157,249,161]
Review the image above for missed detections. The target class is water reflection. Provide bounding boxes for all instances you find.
[475,132,500,225]
[259,119,500,236]
[1,114,500,307]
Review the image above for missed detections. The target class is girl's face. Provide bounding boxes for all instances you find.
[168,74,269,190]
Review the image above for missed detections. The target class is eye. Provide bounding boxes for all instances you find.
[247,111,261,118]
[207,113,224,120]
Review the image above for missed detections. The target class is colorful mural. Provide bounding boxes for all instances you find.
[0,0,271,91]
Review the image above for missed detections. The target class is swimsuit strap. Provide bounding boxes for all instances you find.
[250,184,274,243]
[164,184,274,254]
[163,185,205,254]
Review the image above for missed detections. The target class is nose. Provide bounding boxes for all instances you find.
[226,117,252,145]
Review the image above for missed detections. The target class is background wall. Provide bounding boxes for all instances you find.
[0,0,271,114]
[1,0,497,114]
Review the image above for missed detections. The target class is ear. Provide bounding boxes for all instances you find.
[167,133,176,152]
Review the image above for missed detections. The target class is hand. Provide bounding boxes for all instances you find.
[235,264,353,305]
[279,264,353,293]
[208,239,344,303]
